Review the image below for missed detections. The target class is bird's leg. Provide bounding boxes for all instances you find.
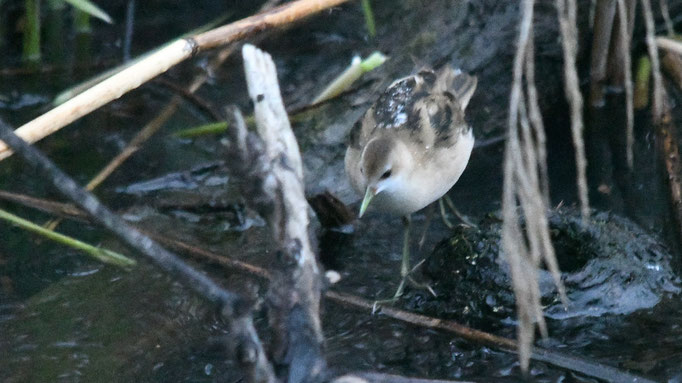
[418,203,435,251]
[372,215,411,312]
[372,215,435,313]
[438,198,454,229]
[442,195,476,228]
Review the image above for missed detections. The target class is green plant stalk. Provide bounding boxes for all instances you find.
[634,55,651,110]
[46,0,66,63]
[74,9,91,34]
[0,1,6,50]
[173,108,317,138]
[361,0,376,37]
[174,121,230,138]
[312,51,387,104]
[0,208,136,267]
[23,0,41,62]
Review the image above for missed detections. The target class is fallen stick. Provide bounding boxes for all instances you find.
[0,0,354,161]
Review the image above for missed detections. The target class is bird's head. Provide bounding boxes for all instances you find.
[358,136,413,217]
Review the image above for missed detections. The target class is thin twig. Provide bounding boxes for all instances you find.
[154,77,223,121]
[0,190,88,220]
[0,0,353,161]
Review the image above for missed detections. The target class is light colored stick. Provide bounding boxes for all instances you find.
[0,0,353,162]
[0,39,191,161]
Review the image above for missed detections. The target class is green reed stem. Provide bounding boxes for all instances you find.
[0,207,136,267]
[361,0,376,37]
[74,9,91,33]
[23,0,41,62]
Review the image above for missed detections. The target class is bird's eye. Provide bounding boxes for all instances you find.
[380,170,392,179]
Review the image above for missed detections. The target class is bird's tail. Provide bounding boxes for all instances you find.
[436,67,477,110]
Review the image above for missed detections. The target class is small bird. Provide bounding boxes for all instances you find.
[344,66,477,306]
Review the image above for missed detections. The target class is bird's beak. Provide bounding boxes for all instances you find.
[359,186,377,218]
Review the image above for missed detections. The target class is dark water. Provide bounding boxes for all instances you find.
[1,0,682,382]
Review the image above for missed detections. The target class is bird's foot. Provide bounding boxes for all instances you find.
[372,262,436,314]
[440,196,477,228]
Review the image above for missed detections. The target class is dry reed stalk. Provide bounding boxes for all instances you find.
[0,0,353,161]
[504,0,564,372]
[559,0,590,222]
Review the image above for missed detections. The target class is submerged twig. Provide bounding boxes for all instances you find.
[0,0,353,161]
[154,77,223,121]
